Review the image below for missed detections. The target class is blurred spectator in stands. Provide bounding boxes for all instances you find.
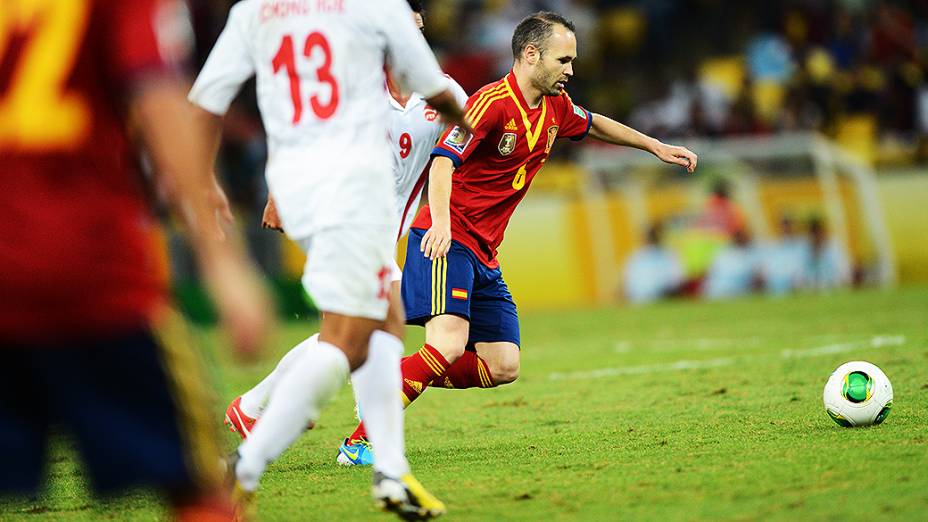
[630,66,730,137]
[191,0,928,217]
[622,223,683,304]
[828,8,864,71]
[703,229,763,299]
[695,179,746,239]
[726,76,770,134]
[761,216,808,295]
[746,30,794,84]
[802,217,853,290]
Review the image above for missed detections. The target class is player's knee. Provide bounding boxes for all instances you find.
[425,314,470,362]
[490,357,520,385]
[432,342,466,363]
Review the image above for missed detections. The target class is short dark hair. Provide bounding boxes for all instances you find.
[511,11,576,60]
[406,0,423,14]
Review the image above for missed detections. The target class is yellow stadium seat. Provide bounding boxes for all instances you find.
[752,81,785,124]
[835,115,876,165]
[699,56,745,99]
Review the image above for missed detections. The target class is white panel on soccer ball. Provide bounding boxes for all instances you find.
[822,361,893,427]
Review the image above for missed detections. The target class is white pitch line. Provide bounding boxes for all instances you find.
[613,336,764,354]
[781,335,906,358]
[552,335,906,381]
[548,357,735,381]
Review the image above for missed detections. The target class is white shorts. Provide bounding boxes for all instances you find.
[298,224,395,321]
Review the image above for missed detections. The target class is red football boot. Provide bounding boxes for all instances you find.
[224,396,257,440]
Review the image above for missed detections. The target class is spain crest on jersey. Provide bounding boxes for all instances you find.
[498,133,517,156]
[545,125,559,153]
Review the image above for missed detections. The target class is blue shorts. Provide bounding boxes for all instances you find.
[0,316,220,497]
[402,228,520,347]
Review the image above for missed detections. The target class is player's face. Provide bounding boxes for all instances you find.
[534,25,577,96]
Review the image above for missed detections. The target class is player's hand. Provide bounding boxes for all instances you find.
[261,196,284,233]
[421,222,452,260]
[202,255,274,362]
[654,143,698,173]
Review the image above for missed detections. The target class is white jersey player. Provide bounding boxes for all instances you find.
[227,75,468,432]
[188,0,468,519]
[224,6,468,470]
[389,85,469,245]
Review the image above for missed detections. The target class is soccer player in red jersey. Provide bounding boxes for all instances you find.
[341,11,697,451]
[0,1,270,519]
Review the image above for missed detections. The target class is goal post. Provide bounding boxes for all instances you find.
[576,132,897,303]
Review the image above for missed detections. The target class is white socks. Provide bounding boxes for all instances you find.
[351,331,410,478]
[239,334,319,417]
[235,340,349,491]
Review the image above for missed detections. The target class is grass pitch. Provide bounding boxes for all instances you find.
[3,287,927,521]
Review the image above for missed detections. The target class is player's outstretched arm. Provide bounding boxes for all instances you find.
[588,113,697,173]
[134,81,273,359]
[421,156,455,260]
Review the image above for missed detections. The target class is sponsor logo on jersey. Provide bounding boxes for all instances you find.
[498,133,517,156]
[443,126,472,153]
[545,125,558,153]
[423,106,438,122]
[504,118,518,131]
[404,378,423,394]
[573,104,587,119]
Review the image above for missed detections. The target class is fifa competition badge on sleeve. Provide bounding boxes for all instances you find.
[573,104,587,119]
[444,126,472,154]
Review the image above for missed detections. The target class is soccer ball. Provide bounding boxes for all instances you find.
[822,361,893,427]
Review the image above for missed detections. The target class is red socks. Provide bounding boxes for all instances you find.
[431,351,495,389]
[399,344,450,405]
[347,346,497,442]
[348,344,449,441]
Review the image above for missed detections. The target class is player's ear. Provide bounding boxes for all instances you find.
[523,44,540,65]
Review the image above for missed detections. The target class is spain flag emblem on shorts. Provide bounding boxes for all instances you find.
[451,288,468,300]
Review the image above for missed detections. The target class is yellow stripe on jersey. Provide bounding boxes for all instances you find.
[464,83,507,124]
[470,92,509,128]
[151,308,223,490]
[465,84,505,121]
[504,81,547,151]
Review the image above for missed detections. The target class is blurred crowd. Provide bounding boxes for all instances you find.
[622,180,853,304]
[189,0,928,217]
[181,0,924,290]
[426,0,928,159]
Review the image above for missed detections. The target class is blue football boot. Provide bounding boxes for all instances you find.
[337,437,374,466]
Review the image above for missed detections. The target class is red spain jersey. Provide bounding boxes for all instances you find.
[413,71,592,268]
[0,0,190,344]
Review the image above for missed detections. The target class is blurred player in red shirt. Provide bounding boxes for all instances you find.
[341,11,697,450]
[0,0,270,519]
